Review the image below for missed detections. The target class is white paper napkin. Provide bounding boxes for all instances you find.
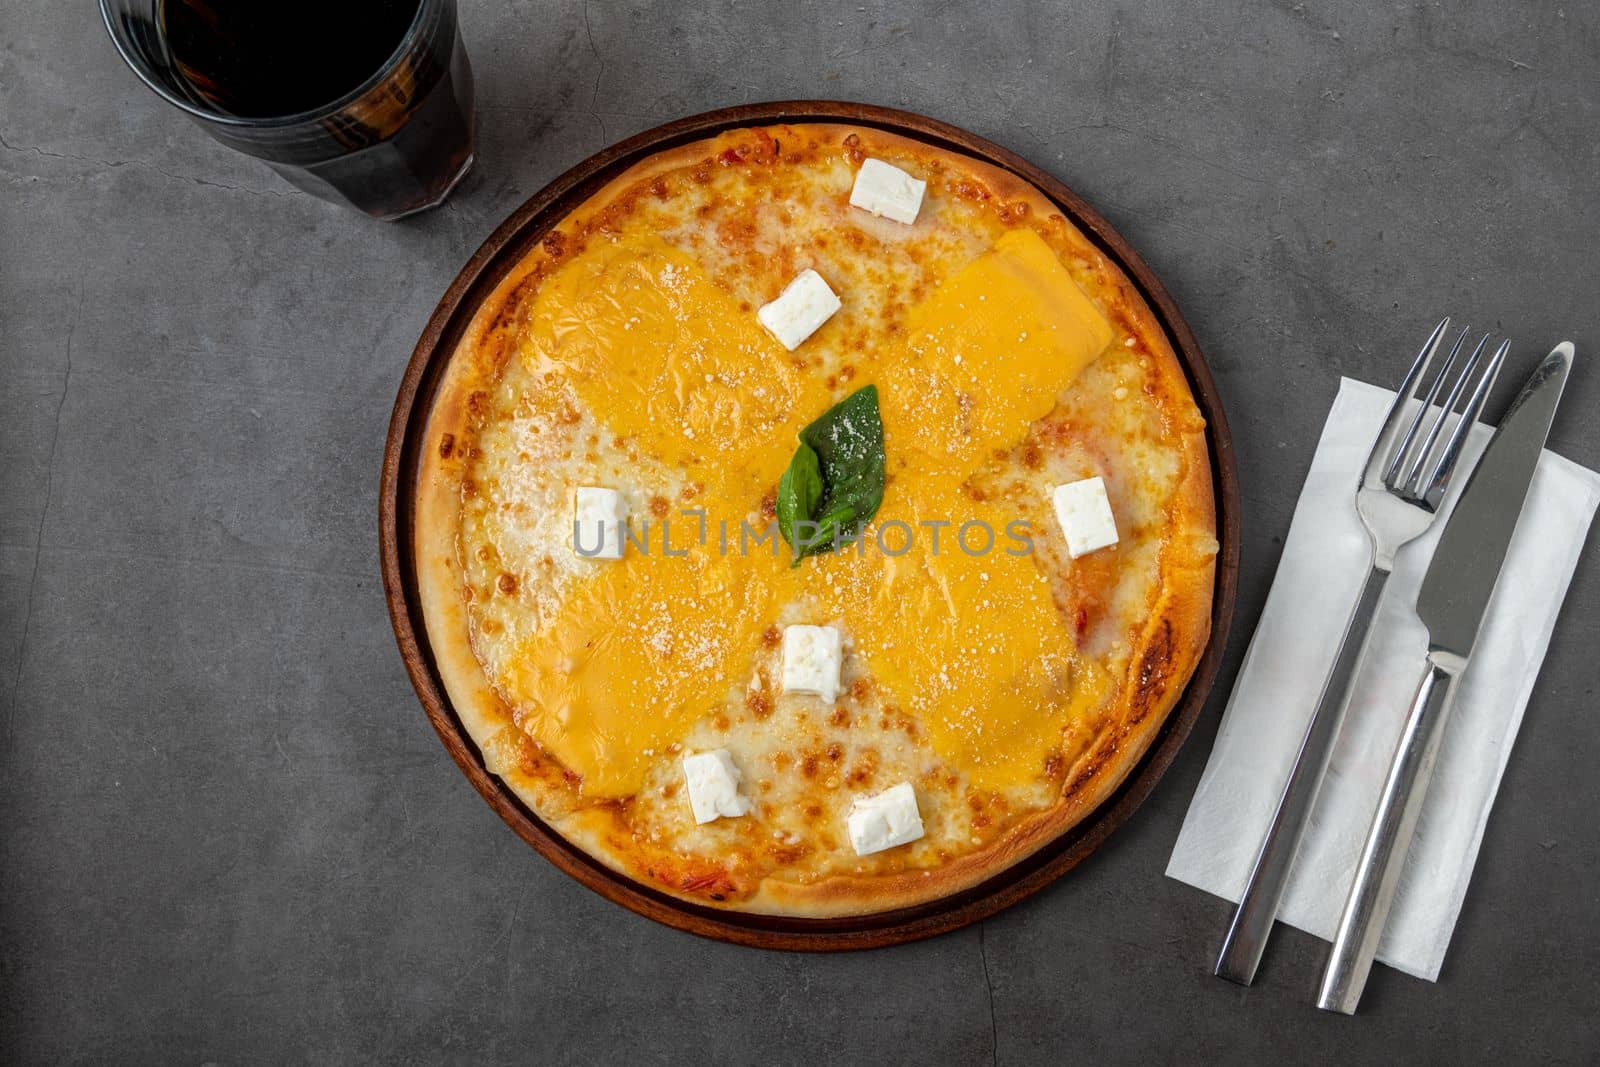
[1167,376,1600,981]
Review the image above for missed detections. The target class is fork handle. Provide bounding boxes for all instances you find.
[1214,562,1390,985]
[1317,653,1462,1013]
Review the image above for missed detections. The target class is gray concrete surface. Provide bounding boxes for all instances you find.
[2,1,1597,1063]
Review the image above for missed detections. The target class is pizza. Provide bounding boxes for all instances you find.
[413,123,1217,917]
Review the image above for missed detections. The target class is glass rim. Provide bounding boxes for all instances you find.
[97,0,438,130]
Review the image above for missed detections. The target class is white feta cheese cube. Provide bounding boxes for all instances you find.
[757,269,841,351]
[847,782,925,856]
[848,158,926,225]
[573,486,627,560]
[682,749,753,824]
[682,749,752,824]
[1052,476,1119,559]
[781,624,843,703]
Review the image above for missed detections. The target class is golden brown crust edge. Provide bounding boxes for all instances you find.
[412,123,1218,918]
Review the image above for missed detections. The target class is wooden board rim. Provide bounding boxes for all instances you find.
[379,100,1242,951]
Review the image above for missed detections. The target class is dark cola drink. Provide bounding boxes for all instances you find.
[105,0,477,218]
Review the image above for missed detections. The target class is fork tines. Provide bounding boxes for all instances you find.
[1378,318,1511,510]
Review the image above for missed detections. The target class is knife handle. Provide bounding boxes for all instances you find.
[1316,652,1463,1014]
[1215,562,1390,985]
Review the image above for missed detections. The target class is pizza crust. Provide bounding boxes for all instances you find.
[413,124,1217,917]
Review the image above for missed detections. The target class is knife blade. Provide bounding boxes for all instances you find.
[1418,344,1575,657]
[1316,342,1574,1014]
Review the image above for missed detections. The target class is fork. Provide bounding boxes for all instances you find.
[1214,318,1510,986]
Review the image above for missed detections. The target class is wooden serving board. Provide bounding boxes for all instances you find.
[379,101,1241,950]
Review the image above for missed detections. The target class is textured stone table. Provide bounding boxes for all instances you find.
[3,2,1596,1062]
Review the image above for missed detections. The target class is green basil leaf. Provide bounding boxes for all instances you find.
[791,504,857,565]
[776,442,823,556]
[801,383,885,541]
[777,385,886,565]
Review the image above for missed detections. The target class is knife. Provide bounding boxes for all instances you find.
[1315,342,1574,1014]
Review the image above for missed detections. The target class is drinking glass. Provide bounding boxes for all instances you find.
[99,0,477,220]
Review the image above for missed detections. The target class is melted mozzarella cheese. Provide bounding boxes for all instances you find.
[466,220,1123,800]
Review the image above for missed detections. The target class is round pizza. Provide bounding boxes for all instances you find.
[414,123,1218,916]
